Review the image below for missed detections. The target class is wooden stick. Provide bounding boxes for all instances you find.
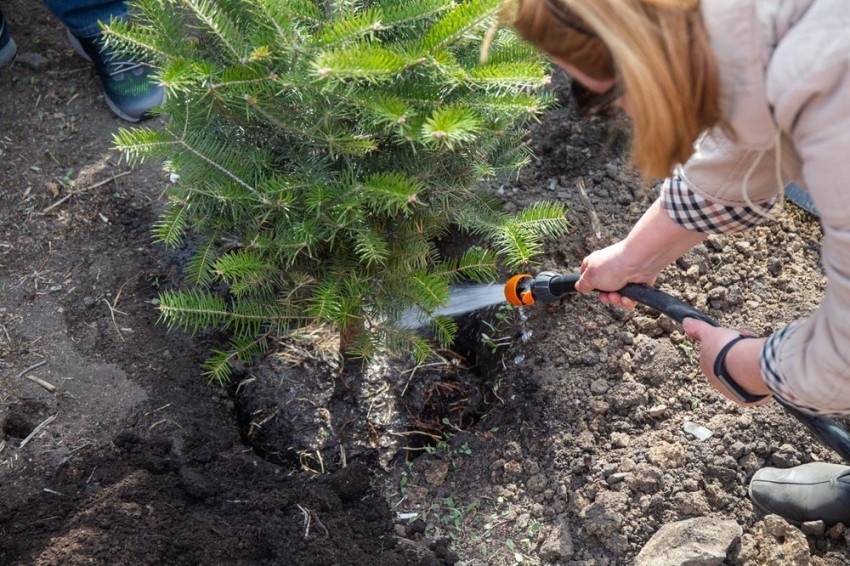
[42,171,132,213]
[14,360,46,380]
[19,414,57,449]
[25,374,56,393]
[575,177,603,240]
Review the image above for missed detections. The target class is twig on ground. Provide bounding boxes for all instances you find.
[312,510,329,539]
[65,442,92,456]
[14,360,56,392]
[25,374,56,393]
[111,274,138,311]
[296,504,329,540]
[388,429,442,442]
[149,419,184,431]
[19,414,57,449]
[102,297,128,342]
[145,403,172,416]
[235,377,255,395]
[298,450,325,474]
[401,362,422,397]
[0,440,5,454]
[14,360,46,380]
[297,504,312,538]
[42,170,132,213]
[248,409,280,438]
[575,177,604,240]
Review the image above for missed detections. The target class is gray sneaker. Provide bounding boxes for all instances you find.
[0,10,17,67]
[67,29,164,122]
[749,462,850,526]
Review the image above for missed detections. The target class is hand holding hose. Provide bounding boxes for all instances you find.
[575,241,658,309]
[576,199,707,308]
[683,318,772,407]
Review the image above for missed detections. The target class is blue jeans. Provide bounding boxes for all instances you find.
[42,1,128,38]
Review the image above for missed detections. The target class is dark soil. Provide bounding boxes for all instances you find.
[2,2,849,565]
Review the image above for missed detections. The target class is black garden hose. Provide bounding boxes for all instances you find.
[504,271,850,464]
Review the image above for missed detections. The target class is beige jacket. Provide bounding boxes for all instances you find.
[680,0,850,413]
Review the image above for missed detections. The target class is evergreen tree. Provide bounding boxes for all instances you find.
[109,0,569,381]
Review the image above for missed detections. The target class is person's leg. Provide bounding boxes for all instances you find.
[42,0,164,122]
[42,1,128,38]
[0,9,17,67]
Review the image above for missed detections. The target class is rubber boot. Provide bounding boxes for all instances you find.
[749,462,850,526]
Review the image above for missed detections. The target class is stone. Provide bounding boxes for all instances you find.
[626,463,663,493]
[801,520,826,537]
[634,517,742,566]
[647,440,686,469]
[580,491,628,537]
[425,459,450,487]
[736,515,811,564]
[16,52,50,71]
[648,404,668,417]
[538,519,574,563]
[610,432,631,448]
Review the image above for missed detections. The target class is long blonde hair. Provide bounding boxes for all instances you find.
[505,0,721,180]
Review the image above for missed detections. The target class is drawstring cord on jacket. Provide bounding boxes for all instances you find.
[741,130,786,218]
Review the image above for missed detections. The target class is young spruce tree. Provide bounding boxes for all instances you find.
[109,0,569,382]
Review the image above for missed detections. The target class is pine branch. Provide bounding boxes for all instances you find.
[309,8,384,49]
[153,200,189,248]
[421,105,483,150]
[419,0,501,54]
[181,0,250,61]
[433,247,499,283]
[407,271,450,312]
[271,0,324,25]
[353,229,390,267]
[467,62,550,90]
[360,172,423,215]
[112,127,180,163]
[374,0,450,27]
[430,315,458,348]
[202,333,270,384]
[185,236,217,286]
[313,44,409,83]
[157,288,231,335]
[512,201,571,238]
[101,19,173,62]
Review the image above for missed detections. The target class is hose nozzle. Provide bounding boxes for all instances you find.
[504,271,580,306]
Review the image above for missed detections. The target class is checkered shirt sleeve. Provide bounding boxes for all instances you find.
[759,321,848,416]
[660,175,779,234]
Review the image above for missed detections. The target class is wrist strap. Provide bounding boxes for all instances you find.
[712,334,769,404]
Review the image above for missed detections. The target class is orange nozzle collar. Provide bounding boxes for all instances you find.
[505,274,535,306]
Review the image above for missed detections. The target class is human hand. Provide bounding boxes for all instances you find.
[575,241,658,309]
[682,318,772,407]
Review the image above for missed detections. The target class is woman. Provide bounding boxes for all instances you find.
[504,0,850,525]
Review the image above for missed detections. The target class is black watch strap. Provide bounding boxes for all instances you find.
[712,334,769,404]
